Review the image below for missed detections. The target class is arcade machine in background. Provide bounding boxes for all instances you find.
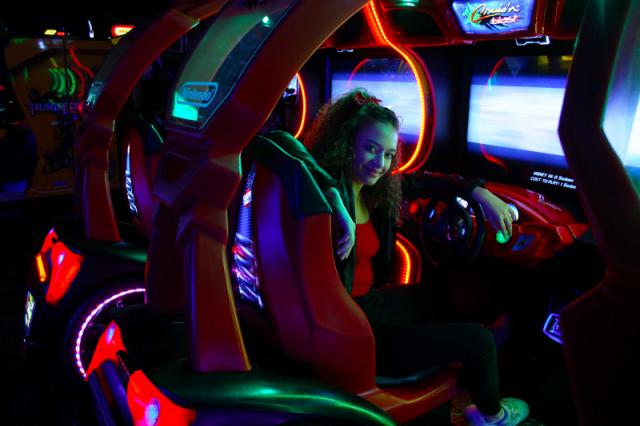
[2,35,114,201]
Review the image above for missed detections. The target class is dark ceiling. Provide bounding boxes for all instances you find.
[1,1,172,39]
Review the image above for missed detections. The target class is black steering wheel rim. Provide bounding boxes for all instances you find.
[419,195,486,267]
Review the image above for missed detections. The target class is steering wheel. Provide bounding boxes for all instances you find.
[419,195,486,266]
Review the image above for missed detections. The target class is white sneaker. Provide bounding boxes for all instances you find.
[463,397,530,425]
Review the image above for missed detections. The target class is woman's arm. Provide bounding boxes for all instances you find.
[401,171,484,200]
[265,131,355,259]
[402,171,515,236]
[324,187,355,260]
[471,186,517,238]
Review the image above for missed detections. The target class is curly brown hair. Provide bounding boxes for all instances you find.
[304,88,403,221]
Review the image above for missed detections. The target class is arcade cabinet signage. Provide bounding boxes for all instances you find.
[452,0,535,35]
[111,25,135,37]
[176,82,218,108]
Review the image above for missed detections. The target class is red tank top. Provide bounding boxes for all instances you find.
[352,220,380,297]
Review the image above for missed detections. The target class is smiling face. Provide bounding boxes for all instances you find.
[351,120,399,187]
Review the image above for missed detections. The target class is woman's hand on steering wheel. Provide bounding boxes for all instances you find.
[471,186,517,238]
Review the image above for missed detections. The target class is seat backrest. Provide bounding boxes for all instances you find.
[234,138,377,394]
[231,136,460,424]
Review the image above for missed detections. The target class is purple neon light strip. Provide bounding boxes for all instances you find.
[74,287,146,378]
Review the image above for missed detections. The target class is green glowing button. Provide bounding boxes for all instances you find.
[496,230,511,245]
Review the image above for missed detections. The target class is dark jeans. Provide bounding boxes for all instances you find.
[354,284,501,415]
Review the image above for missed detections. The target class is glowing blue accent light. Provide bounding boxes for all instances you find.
[106,323,116,344]
[57,253,65,264]
[125,143,139,217]
[144,398,160,426]
[512,233,535,251]
[543,313,563,344]
[455,197,469,209]
[233,166,264,310]
[37,40,47,50]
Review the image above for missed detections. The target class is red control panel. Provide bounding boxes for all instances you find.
[482,182,588,268]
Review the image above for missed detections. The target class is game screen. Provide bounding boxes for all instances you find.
[466,55,578,192]
[331,57,422,150]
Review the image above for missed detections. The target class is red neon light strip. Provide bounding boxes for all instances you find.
[365,1,428,174]
[346,58,371,88]
[395,239,412,284]
[293,73,308,139]
[69,46,95,79]
[396,233,423,285]
[479,57,508,170]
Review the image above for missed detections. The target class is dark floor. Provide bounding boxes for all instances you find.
[1,195,92,425]
[1,194,586,425]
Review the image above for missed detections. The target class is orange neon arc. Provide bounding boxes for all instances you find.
[395,233,422,284]
[35,254,47,283]
[293,73,308,139]
[395,239,412,284]
[364,1,431,174]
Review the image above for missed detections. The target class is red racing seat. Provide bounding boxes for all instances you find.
[236,137,460,424]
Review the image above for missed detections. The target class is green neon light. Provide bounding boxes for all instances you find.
[495,230,511,244]
[150,124,164,144]
[395,0,419,6]
[232,384,395,425]
[48,68,60,93]
[171,91,198,121]
[47,68,79,97]
[54,69,66,97]
[66,68,77,96]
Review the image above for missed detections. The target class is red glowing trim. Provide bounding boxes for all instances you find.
[395,239,412,284]
[478,57,508,171]
[45,241,84,305]
[69,46,95,79]
[85,321,126,379]
[128,371,197,426]
[111,25,135,38]
[35,253,47,283]
[346,58,371,88]
[69,46,93,102]
[56,31,66,37]
[364,1,429,174]
[293,73,308,139]
[40,228,59,253]
[395,233,422,284]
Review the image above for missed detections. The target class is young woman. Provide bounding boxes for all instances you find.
[267,88,528,426]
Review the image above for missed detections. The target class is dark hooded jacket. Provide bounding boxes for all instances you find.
[265,131,483,295]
